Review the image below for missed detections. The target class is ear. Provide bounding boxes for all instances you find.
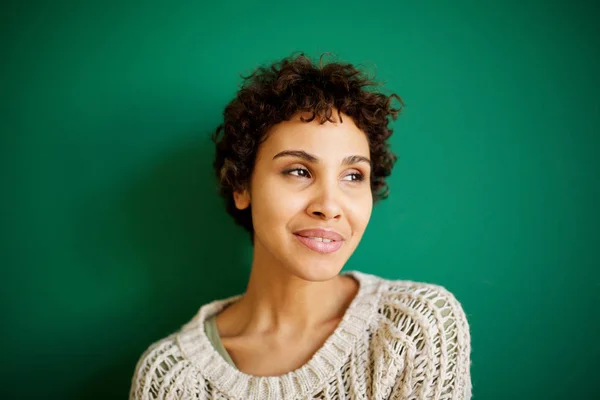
[233,189,251,210]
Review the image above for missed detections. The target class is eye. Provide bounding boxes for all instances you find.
[283,168,365,182]
[342,172,365,182]
[285,167,311,178]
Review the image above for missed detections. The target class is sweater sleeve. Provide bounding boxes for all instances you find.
[383,282,472,400]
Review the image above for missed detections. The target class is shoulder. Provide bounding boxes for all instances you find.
[372,275,472,398]
[380,277,470,326]
[128,295,245,399]
[128,333,190,400]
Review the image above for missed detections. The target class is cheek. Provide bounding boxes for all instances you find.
[251,182,304,233]
[348,194,373,234]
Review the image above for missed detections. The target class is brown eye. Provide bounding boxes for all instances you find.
[285,168,311,178]
[342,172,365,182]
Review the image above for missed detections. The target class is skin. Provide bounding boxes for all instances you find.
[215,110,374,376]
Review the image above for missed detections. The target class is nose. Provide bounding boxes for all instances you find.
[306,179,343,221]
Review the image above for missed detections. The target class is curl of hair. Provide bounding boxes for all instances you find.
[212,52,404,241]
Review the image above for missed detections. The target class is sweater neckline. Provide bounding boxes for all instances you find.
[176,270,383,399]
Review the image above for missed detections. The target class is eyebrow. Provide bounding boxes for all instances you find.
[272,150,372,167]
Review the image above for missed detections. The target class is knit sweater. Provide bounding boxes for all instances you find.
[129,270,472,399]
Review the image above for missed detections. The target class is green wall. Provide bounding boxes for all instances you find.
[2,1,598,398]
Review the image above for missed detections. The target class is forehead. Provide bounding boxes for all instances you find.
[261,111,370,157]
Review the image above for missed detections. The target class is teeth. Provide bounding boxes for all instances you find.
[308,237,333,243]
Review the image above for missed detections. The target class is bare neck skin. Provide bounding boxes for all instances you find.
[216,242,359,339]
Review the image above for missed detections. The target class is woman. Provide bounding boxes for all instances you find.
[129,53,472,399]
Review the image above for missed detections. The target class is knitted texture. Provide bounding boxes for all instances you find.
[129,270,471,399]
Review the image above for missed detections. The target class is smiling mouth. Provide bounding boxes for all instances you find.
[297,236,336,243]
[293,234,344,254]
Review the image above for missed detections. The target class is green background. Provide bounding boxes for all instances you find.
[2,0,598,398]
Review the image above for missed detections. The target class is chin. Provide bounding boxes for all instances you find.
[287,257,346,283]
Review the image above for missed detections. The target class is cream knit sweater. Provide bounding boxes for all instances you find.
[129,270,471,399]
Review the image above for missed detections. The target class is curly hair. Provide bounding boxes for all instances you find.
[211,52,404,242]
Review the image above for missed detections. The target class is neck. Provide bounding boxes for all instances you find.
[231,243,358,337]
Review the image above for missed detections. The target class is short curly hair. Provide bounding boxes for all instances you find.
[211,52,403,242]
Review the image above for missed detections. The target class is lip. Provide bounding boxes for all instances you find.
[293,229,344,241]
[294,234,344,254]
[293,228,345,254]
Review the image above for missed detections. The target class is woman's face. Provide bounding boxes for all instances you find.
[234,111,373,282]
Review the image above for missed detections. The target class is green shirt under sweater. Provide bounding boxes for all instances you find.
[203,314,237,369]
